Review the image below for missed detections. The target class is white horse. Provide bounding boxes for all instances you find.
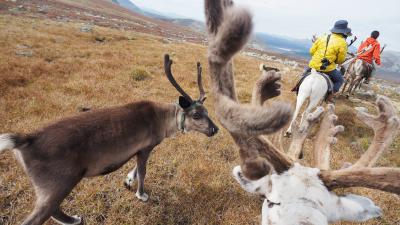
[285,69,329,136]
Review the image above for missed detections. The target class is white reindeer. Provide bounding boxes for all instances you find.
[233,163,382,225]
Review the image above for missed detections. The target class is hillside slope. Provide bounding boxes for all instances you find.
[0,0,206,43]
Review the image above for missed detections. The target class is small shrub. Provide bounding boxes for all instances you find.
[131,68,150,81]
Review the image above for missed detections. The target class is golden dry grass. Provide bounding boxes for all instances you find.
[0,15,399,225]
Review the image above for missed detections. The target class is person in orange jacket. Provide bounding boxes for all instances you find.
[357,31,381,83]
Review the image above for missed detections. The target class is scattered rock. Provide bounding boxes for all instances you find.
[16,50,33,57]
[348,97,362,103]
[15,44,33,57]
[95,36,106,42]
[354,89,376,101]
[9,5,26,13]
[17,5,26,11]
[354,107,368,113]
[37,5,48,14]
[78,107,91,112]
[126,36,136,41]
[80,24,93,32]
[16,44,31,49]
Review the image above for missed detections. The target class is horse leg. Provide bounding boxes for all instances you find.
[357,78,363,89]
[350,77,362,95]
[342,77,350,94]
[300,92,322,126]
[285,93,308,137]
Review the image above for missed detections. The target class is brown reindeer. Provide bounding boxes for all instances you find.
[204,0,399,224]
[341,57,374,95]
[0,55,218,225]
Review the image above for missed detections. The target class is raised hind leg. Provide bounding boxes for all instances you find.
[21,173,82,225]
[285,93,308,137]
[299,93,323,127]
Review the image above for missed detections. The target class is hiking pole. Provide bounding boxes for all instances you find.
[348,36,358,47]
[380,44,387,54]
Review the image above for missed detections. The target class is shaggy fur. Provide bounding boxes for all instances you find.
[251,68,282,106]
[205,0,293,179]
[233,164,382,225]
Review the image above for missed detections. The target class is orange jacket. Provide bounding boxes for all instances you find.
[357,37,381,65]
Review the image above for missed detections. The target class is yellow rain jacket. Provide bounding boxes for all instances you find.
[309,33,348,72]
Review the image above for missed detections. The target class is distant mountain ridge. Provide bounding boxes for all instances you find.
[112,0,205,31]
[112,0,399,82]
[112,0,142,13]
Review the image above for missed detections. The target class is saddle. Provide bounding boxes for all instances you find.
[291,71,334,101]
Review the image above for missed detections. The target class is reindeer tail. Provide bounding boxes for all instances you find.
[0,133,33,153]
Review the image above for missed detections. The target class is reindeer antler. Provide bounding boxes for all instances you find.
[351,96,400,168]
[164,54,194,102]
[205,0,293,178]
[197,62,206,102]
[316,96,400,194]
[348,36,358,47]
[287,107,325,160]
[251,68,282,106]
[313,104,344,170]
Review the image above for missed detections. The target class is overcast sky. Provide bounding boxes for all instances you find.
[133,0,400,51]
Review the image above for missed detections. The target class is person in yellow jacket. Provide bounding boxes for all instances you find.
[306,20,351,101]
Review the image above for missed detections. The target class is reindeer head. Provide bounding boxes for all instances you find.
[164,54,219,137]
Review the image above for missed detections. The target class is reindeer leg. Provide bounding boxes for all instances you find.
[135,150,151,202]
[124,166,137,190]
[349,77,360,95]
[341,77,349,94]
[22,175,82,225]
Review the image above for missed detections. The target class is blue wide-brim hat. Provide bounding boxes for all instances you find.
[330,20,352,35]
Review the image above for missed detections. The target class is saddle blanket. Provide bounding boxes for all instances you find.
[291,71,334,101]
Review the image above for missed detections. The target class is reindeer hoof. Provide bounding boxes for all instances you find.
[71,215,83,225]
[124,171,137,190]
[123,180,132,190]
[135,191,149,202]
[52,215,83,225]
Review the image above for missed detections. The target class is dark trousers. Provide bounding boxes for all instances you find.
[302,67,344,93]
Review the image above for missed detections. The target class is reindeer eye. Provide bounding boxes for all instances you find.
[193,112,202,120]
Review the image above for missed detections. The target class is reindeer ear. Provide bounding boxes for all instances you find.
[200,97,207,103]
[179,96,192,109]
